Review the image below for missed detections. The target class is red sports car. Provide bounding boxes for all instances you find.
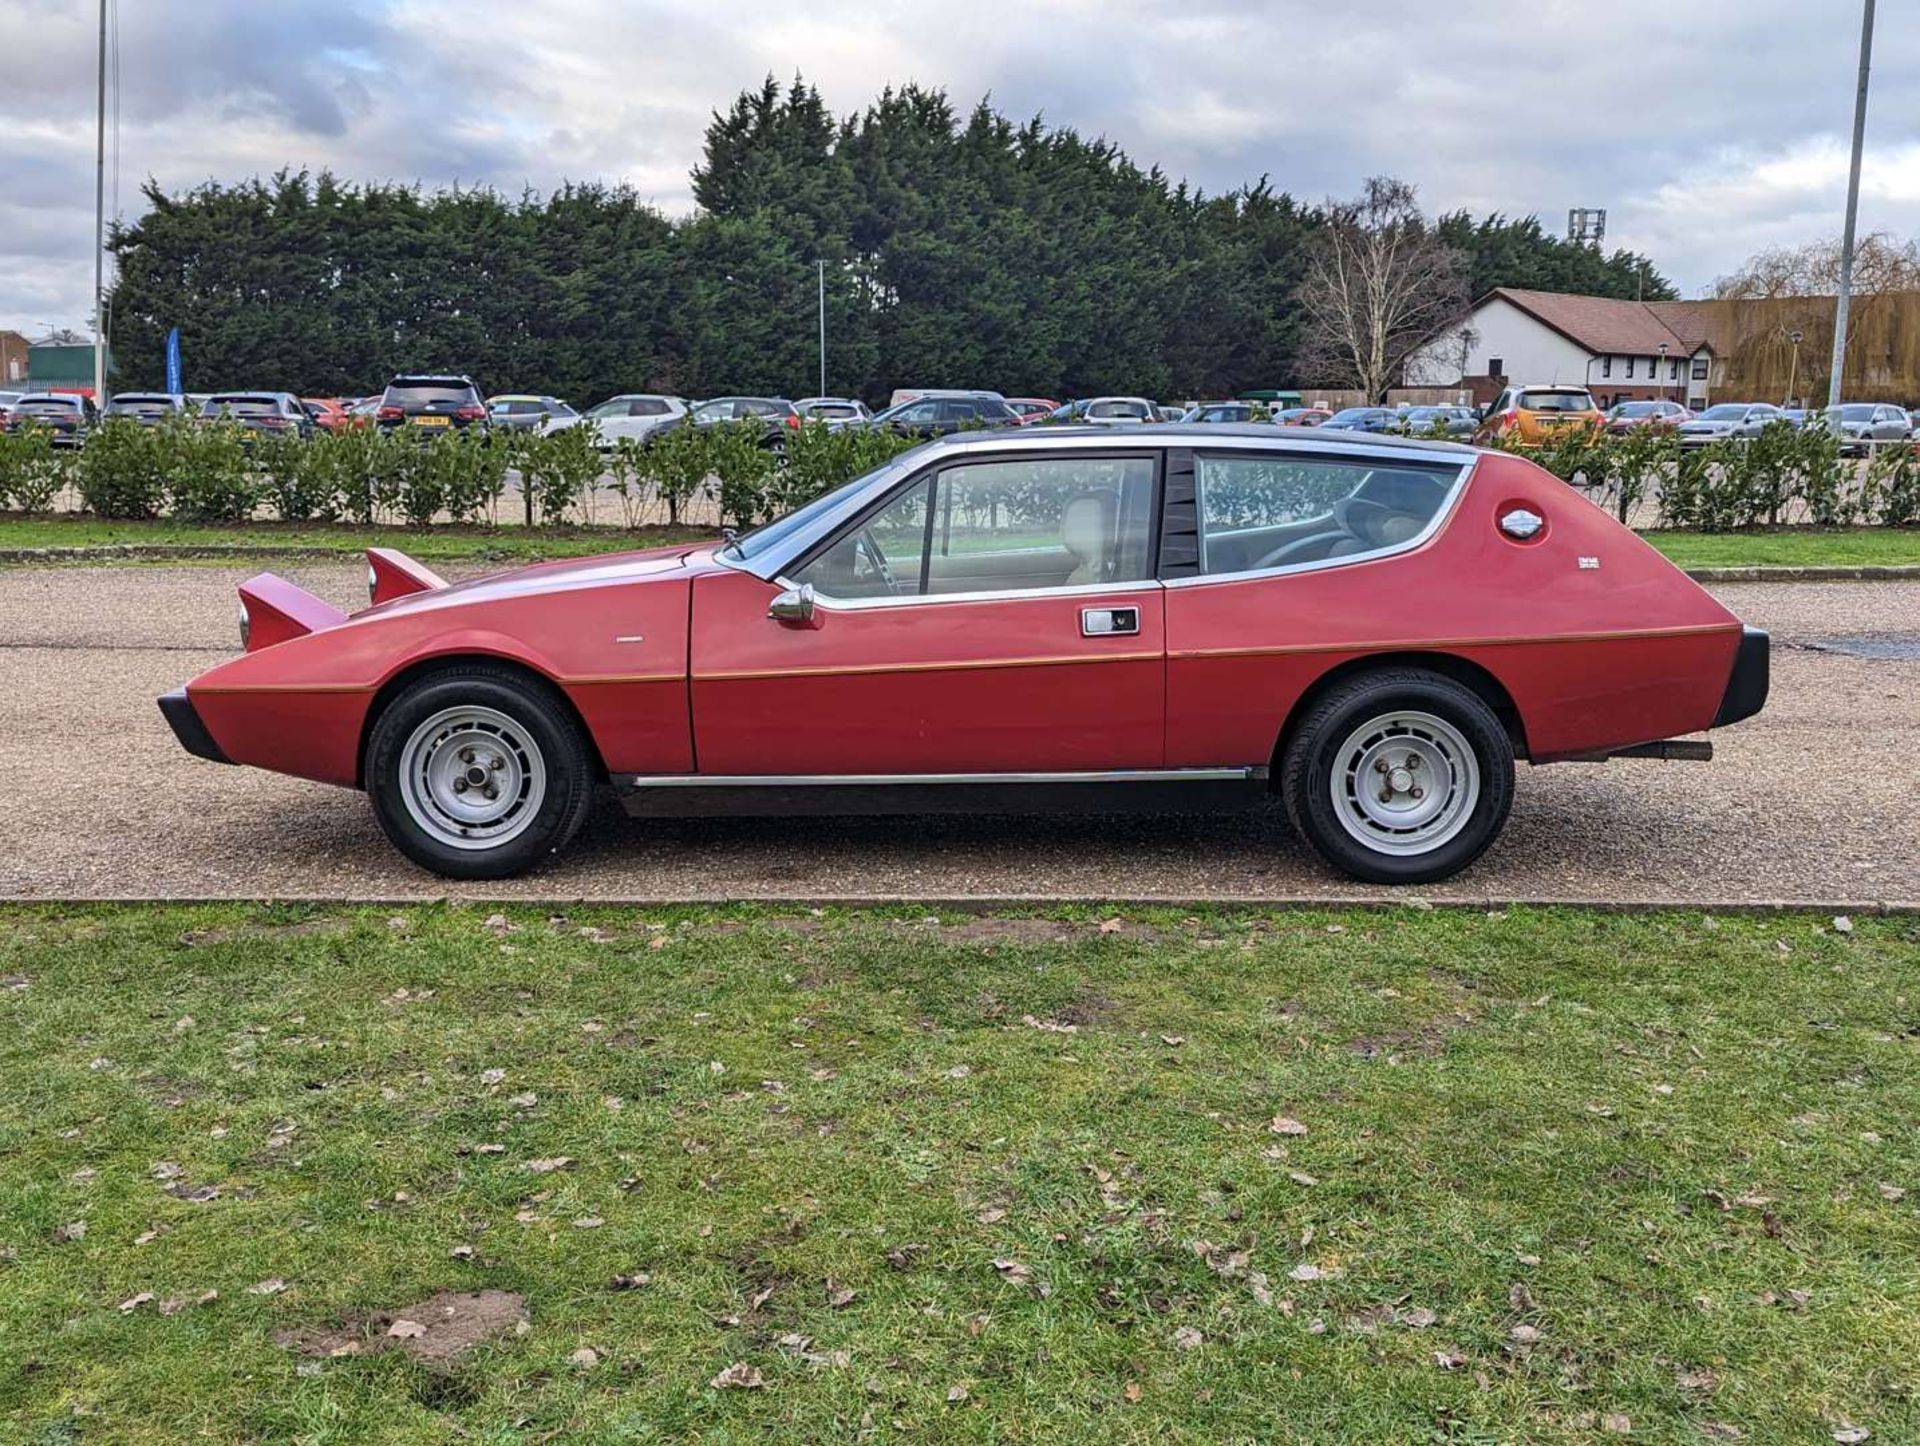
[160,426,1768,884]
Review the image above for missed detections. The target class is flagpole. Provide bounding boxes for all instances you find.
[1827,0,1875,409]
[93,0,107,404]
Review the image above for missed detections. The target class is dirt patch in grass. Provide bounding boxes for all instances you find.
[276,1289,527,1366]
[178,918,353,948]
[1346,1010,1481,1060]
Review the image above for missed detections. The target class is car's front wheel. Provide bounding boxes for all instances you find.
[365,666,595,879]
[1280,669,1514,885]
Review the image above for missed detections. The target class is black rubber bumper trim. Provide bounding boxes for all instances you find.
[1713,626,1770,728]
[158,689,233,764]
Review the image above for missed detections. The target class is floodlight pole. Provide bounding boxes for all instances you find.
[816,260,826,398]
[92,0,107,404]
[1827,0,1875,409]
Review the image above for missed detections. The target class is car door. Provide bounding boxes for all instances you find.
[690,450,1166,775]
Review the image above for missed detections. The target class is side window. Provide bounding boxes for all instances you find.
[793,478,932,600]
[895,400,940,424]
[926,457,1155,595]
[937,399,977,423]
[1192,454,1458,577]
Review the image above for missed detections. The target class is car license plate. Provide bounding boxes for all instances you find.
[413,415,450,428]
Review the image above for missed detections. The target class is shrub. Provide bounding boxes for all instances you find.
[517,423,604,525]
[604,437,653,529]
[646,423,715,526]
[709,419,779,526]
[255,430,340,522]
[75,417,168,518]
[0,423,71,512]
[164,421,259,523]
[1863,443,1920,527]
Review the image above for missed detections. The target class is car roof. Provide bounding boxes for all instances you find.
[17,392,85,403]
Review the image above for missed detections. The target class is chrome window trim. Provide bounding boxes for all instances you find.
[731,425,1472,582]
[1164,451,1477,591]
[617,766,1263,788]
[771,574,1165,612]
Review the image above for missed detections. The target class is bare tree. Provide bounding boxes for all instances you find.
[1295,177,1470,403]
[1711,232,1920,299]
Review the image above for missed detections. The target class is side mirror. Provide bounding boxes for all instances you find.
[768,582,817,626]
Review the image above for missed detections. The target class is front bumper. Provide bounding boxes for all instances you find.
[158,689,233,764]
[1713,627,1770,728]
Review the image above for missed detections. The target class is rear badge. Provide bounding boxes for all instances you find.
[1578,557,1600,570]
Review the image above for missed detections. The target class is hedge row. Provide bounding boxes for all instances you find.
[0,417,928,529]
[1487,421,1920,530]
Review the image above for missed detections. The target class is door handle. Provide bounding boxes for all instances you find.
[1081,605,1140,637]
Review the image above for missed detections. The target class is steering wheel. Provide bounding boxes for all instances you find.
[1251,531,1349,570]
[858,526,900,593]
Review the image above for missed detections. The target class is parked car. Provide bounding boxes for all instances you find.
[1474,386,1604,445]
[1005,397,1061,424]
[376,375,488,435]
[549,394,689,445]
[1184,401,1259,424]
[867,392,1019,436]
[1274,407,1333,427]
[159,424,1769,887]
[301,398,360,434]
[0,389,22,426]
[5,392,97,445]
[793,397,872,427]
[1676,402,1784,447]
[486,395,578,433]
[1398,405,1478,439]
[1815,402,1913,454]
[1051,397,1157,426]
[1156,405,1186,423]
[1320,407,1398,434]
[888,387,1016,411]
[106,392,189,426]
[199,392,314,439]
[1604,400,1691,434]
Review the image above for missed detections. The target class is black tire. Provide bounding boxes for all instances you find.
[364,664,595,880]
[1280,668,1514,885]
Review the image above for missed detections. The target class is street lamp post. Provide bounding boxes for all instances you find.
[1657,342,1668,405]
[1787,329,1805,408]
[816,260,826,399]
[1828,0,1876,410]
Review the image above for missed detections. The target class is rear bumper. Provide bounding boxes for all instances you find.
[158,689,232,764]
[1713,626,1770,728]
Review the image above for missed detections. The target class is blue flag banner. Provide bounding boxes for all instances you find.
[165,328,181,395]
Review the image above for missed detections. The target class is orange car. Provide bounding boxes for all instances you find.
[301,397,363,433]
[1475,385,1604,445]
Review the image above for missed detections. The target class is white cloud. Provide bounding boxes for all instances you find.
[0,0,1913,332]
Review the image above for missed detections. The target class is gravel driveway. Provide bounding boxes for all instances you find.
[2,563,1916,904]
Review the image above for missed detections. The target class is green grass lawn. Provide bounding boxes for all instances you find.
[0,514,711,562]
[2,904,1916,1443]
[5,513,1920,571]
[1641,527,1920,570]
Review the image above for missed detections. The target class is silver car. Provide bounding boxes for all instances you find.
[1076,396,1158,425]
[1817,403,1913,454]
[794,397,872,430]
[1676,402,1784,446]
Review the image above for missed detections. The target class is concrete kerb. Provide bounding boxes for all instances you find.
[11,892,1918,915]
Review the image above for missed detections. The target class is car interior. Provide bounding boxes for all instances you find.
[1195,464,1457,574]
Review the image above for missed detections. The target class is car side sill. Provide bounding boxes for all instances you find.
[613,767,1269,819]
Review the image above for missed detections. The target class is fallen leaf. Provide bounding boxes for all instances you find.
[1172,1326,1204,1350]
[524,1157,574,1174]
[247,1279,287,1296]
[1509,1323,1541,1344]
[1288,1171,1320,1187]
[1678,1368,1720,1392]
[1831,1428,1870,1444]
[946,1384,970,1403]
[570,1346,601,1368]
[1876,1183,1906,1202]
[1124,1380,1143,1403]
[1601,1413,1632,1434]
[479,1068,506,1085]
[1288,1263,1326,1282]
[977,1207,1007,1225]
[52,1221,86,1243]
[609,1272,652,1291]
[1161,1035,1185,1046]
[1098,918,1124,934]
[158,1297,185,1316]
[992,1258,1032,1285]
[944,1065,972,1080]
[573,1216,604,1230]
[388,1319,427,1340]
[150,1162,182,1182]
[508,1092,538,1109]
[1699,1424,1744,1440]
[1832,915,1854,934]
[827,1282,857,1308]
[450,1245,475,1260]
[118,1292,154,1313]
[1433,1349,1467,1369]
[711,1361,765,1390]
[1269,1116,1309,1136]
[1399,1306,1437,1329]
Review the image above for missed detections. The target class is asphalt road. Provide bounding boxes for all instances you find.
[3,563,1916,904]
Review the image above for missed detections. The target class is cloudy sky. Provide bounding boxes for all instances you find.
[1,0,1915,336]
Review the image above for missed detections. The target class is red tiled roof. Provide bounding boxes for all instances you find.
[1489,288,1713,356]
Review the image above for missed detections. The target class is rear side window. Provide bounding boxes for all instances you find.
[1191,454,1462,577]
[629,398,670,417]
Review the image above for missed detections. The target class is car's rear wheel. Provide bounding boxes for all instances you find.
[1280,669,1514,885]
[365,666,594,879]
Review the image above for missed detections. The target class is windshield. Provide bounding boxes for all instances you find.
[1517,390,1595,412]
[385,381,477,407]
[731,450,923,562]
[1612,402,1658,417]
[1698,405,1749,421]
[805,403,860,419]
